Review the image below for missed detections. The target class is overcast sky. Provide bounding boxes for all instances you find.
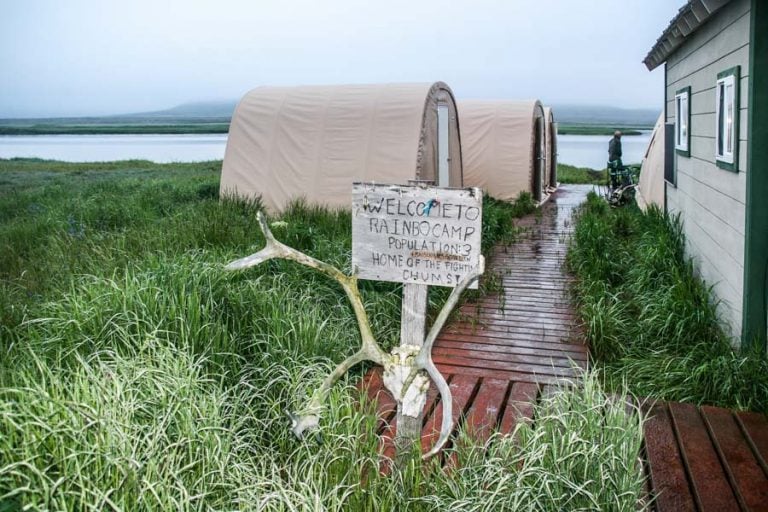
[0,0,684,118]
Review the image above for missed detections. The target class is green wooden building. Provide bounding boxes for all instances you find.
[644,0,766,348]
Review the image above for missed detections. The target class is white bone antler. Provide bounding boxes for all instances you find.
[226,211,484,460]
[405,256,485,458]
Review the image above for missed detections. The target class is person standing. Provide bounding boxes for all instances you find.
[608,130,623,188]
[608,130,623,165]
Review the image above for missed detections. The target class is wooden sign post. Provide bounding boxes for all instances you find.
[352,183,483,457]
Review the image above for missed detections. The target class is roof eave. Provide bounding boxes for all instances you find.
[643,0,732,71]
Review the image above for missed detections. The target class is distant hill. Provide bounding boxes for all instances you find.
[552,104,659,127]
[0,100,237,126]
[125,100,238,119]
[130,100,659,126]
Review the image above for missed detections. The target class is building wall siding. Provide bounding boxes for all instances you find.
[665,0,751,341]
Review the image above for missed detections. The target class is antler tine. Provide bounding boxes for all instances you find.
[225,211,387,366]
[420,255,485,355]
[225,212,282,270]
[421,358,453,459]
[289,348,368,438]
[416,257,485,459]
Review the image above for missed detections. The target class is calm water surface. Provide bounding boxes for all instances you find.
[0,134,228,163]
[0,132,651,169]
[557,132,651,169]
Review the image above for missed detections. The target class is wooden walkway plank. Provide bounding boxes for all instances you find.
[448,321,577,338]
[359,368,397,433]
[434,338,588,361]
[668,402,740,511]
[432,345,579,369]
[445,378,510,468]
[460,378,509,442]
[642,401,697,512]
[440,329,584,349]
[446,323,577,342]
[498,381,539,435]
[421,374,479,453]
[431,354,577,379]
[736,411,768,476]
[701,406,768,510]
[434,363,565,385]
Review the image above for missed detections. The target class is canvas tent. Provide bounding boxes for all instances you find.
[220,82,463,212]
[543,107,558,188]
[458,100,549,203]
[636,112,666,211]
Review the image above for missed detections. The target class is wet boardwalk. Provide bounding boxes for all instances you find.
[362,185,593,460]
[642,401,768,511]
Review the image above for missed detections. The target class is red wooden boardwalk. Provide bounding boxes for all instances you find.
[642,401,768,511]
[361,186,592,461]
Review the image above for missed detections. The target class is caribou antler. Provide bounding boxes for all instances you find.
[408,256,485,458]
[226,211,484,460]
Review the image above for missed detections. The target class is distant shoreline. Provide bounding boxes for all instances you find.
[0,122,651,136]
[556,124,650,136]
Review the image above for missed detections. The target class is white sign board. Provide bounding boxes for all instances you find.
[352,183,483,288]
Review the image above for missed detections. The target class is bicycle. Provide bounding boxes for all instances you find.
[605,160,639,207]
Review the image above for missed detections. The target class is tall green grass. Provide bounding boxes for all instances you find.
[1,159,646,510]
[568,192,768,412]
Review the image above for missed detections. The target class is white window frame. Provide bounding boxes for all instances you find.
[674,88,690,155]
[715,67,739,169]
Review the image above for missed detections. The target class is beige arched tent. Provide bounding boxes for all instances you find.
[637,112,665,211]
[458,100,548,203]
[543,107,558,189]
[220,82,463,212]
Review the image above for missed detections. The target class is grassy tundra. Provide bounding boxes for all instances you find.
[568,193,768,413]
[0,158,647,511]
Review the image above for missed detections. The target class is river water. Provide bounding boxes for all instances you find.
[556,132,651,168]
[0,134,228,163]
[0,132,651,169]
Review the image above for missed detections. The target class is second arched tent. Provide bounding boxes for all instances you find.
[459,100,557,204]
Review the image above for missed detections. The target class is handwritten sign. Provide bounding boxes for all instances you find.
[352,183,483,288]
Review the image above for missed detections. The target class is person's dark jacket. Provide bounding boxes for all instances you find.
[608,136,622,162]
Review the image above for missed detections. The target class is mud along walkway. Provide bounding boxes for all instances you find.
[361,185,593,460]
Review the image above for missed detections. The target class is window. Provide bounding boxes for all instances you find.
[716,66,740,171]
[674,87,690,156]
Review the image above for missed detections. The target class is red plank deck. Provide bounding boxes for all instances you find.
[642,401,768,511]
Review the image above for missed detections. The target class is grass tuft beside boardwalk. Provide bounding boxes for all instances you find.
[567,192,768,413]
[0,159,646,510]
